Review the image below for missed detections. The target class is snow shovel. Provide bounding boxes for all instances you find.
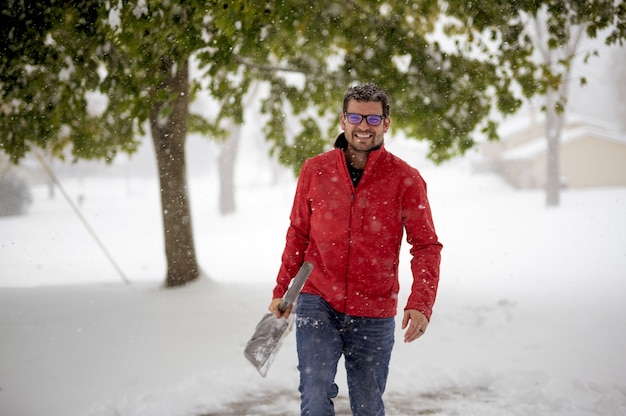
[244,261,313,377]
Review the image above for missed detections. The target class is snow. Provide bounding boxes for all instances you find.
[1,136,626,416]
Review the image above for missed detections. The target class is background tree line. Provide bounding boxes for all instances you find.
[1,0,624,287]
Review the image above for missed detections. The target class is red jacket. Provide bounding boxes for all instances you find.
[273,135,442,319]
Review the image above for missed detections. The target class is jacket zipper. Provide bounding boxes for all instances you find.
[343,170,356,313]
[339,149,358,314]
[343,192,355,313]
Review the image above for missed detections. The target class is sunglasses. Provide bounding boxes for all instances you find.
[344,112,385,126]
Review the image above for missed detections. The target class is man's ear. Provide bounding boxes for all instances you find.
[383,116,391,132]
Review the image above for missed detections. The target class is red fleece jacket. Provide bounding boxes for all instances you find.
[273,135,442,319]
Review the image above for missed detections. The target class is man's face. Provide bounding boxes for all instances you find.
[340,100,390,154]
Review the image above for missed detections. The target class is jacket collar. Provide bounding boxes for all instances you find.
[334,132,349,149]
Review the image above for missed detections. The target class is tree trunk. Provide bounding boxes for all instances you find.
[615,49,626,134]
[150,59,200,287]
[544,87,562,207]
[218,121,240,215]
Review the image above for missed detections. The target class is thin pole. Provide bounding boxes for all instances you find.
[34,152,131,285]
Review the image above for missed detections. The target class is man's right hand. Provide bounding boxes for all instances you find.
[268,298,292,319]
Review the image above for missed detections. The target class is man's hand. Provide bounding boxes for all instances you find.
[268,298,293,319]
[402,309,429,343]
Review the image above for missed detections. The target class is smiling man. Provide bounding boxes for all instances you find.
[269,82,443,416]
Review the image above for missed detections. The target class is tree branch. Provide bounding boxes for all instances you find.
[232,54,303,74]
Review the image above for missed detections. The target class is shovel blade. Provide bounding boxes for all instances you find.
[244,313,293,376]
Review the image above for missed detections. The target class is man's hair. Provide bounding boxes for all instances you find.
[342,83,391,117]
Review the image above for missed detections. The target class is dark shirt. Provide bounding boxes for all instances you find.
[347,163,363,187]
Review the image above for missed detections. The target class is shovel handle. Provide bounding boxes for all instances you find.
[278,261,313,313]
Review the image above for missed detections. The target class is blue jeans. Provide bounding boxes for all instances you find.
[295,294,395,416]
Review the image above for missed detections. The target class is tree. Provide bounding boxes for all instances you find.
[2,2,238,287]
[441,0,626,206]
[217,82,261,215]
[218,119,240,215]
[528,8,586,206]
[248,1,520,166]
[0,1,512,287]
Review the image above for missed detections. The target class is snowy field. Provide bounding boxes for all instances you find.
[1,136,625,416]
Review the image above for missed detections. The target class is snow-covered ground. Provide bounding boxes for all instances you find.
[1,136,625,416]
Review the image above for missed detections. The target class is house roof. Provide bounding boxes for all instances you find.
[498,110,619,137]
[502,124,626,161]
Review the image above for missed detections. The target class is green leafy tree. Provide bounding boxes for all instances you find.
[0,1,506,287]
[4,1,621,286]
[243,1,520,166]
[441,0,625,206]
[2,1,209,287]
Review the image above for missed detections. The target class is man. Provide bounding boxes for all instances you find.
[269,82,442,416]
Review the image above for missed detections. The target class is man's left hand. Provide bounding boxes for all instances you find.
[402,309,428,343]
